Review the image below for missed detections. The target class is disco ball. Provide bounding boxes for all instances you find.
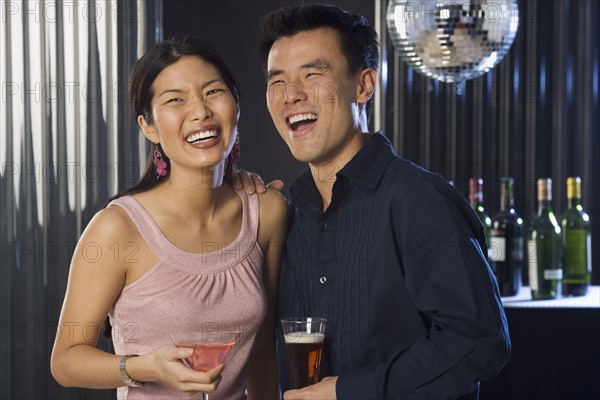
[386,0,519,82]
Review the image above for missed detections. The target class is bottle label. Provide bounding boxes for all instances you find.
[527,240,538,290]
[489,237,506,261]
[544,269,563,280]
[527,240,540,290]
[565,230,591,274]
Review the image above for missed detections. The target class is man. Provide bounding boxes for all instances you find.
[259,4,510,399]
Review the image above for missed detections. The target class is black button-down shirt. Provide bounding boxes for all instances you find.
[277,132,510,399]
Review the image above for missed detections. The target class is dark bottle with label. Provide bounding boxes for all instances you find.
[489,178,524,297]
[561,177,591,296]
[469,178,492,249]
[528,178,563,300]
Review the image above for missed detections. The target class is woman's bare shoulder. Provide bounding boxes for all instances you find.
[257,188,288,220]
[80,201,141,244]
[256,189,288,247]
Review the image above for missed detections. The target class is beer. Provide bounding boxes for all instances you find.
[284,331,325,389]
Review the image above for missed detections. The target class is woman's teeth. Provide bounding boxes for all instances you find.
[186,130,218,143]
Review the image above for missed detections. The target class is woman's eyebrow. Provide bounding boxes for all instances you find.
[158,79,224,97]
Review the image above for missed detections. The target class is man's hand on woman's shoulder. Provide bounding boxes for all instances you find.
[232,169,284,194]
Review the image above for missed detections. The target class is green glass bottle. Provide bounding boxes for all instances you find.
[489,178,524,296]
[469,178,492,250]
[561,177,591,296]
[528,178,563,300]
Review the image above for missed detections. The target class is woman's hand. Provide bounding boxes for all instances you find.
[144,346,225,396]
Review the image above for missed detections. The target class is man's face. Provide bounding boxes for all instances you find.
[265,27,367,169]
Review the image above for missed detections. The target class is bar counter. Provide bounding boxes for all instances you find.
[480,286,600,400]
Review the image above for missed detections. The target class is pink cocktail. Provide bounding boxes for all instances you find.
[168,330,242,400]
[176,341,235,372]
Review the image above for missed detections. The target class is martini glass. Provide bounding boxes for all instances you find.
[169,328,242,400]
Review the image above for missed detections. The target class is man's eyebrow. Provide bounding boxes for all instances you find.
[301,59,329,70]
[266,60,330,81]
[158,79,223,97]
[266,70,283,81]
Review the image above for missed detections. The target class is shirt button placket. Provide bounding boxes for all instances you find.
[315,216,335,313]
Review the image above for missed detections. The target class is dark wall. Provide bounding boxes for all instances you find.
[163,1,375,196]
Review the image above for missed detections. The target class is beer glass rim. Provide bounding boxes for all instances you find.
[281,317,327,323]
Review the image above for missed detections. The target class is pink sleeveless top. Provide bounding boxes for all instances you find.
[107,189,266,399]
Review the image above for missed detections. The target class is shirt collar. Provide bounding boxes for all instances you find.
[289,168,322,218]
[289,131,395,210]
[337,131,395,190]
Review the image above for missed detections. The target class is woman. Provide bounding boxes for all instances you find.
[50,36,286,399]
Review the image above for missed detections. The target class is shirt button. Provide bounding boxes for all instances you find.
[324,222,328,230]
[319,276,327,284]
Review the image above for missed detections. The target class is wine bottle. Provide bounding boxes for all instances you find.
[561,177,591,296]
[528,178,563,300]
[469,178,492,249]
[489,178,524,296]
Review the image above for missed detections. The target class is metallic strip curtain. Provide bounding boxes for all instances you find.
[0,0,162,398]
[379,0,599,284]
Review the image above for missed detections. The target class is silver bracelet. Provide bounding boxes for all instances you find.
[119,354,145,387]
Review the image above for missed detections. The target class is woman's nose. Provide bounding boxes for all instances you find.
[190,98,211,121]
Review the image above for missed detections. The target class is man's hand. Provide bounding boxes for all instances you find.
[232,169,284,194]
[283,376,338,400]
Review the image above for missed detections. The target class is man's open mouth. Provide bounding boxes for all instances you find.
[287,113,317,131]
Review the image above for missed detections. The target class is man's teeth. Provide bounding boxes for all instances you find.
[288,113,317,125]
[186,130,218,143]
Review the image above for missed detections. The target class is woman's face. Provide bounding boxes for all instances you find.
[139,56,239,176]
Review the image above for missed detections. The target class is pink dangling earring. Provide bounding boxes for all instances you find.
[229,134,240,167]
[153,144,168,179]
[225,133,240,180]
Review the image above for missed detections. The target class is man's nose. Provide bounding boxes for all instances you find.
[283,82,308,104]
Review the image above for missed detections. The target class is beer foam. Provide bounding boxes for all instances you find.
[284,332,325,344]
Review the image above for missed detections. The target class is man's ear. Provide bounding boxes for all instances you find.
[138,114,159,143]
[356,68,377,104]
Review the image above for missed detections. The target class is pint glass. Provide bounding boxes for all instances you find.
[280,317,327,389]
